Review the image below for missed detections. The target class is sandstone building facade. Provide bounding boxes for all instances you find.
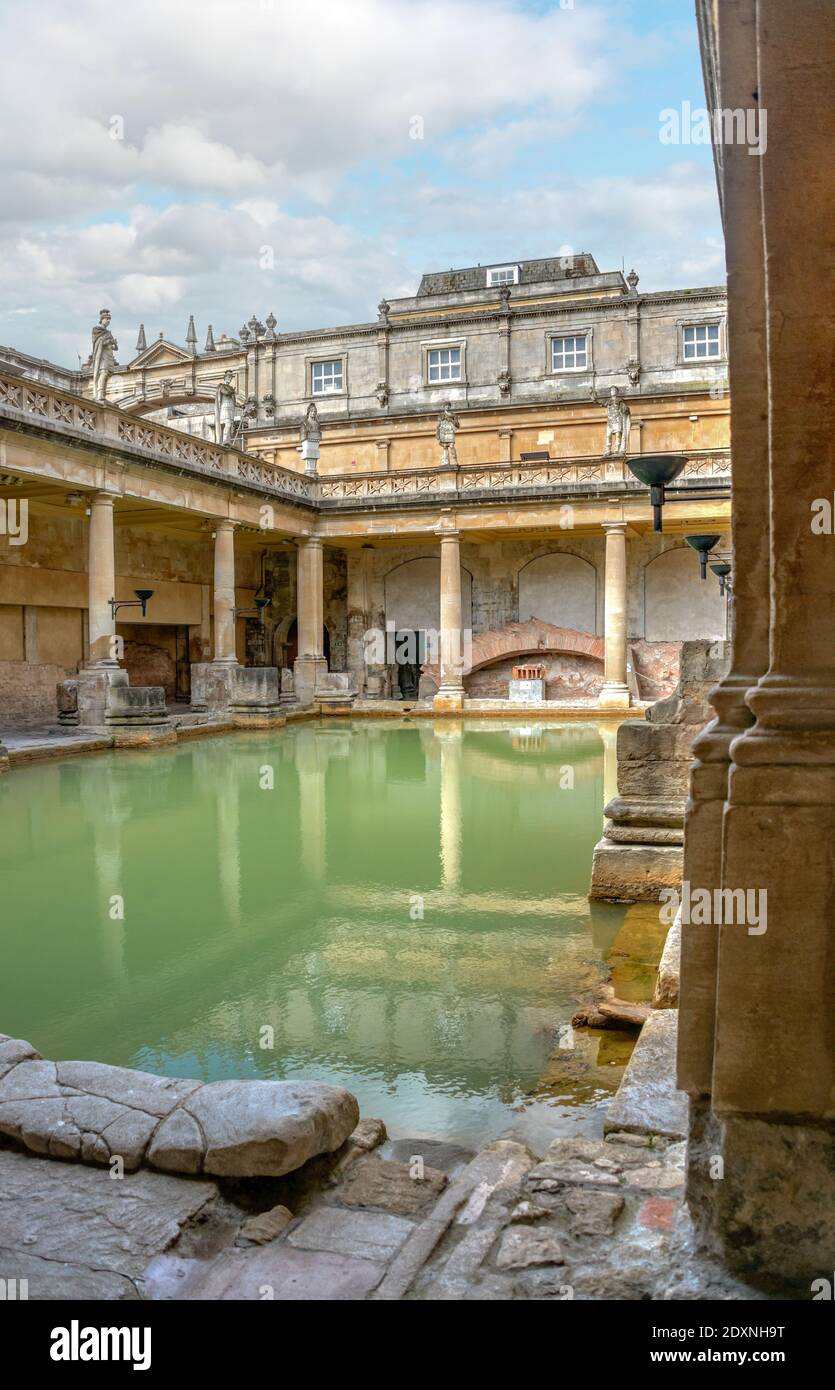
[0,253,730,721]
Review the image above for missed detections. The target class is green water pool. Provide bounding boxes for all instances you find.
[0,718,640,1151]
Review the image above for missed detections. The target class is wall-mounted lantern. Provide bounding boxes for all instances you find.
[233,596,270,625]
[109,589,154,619]
[709,559,732,597]
[686,533,723,579]
[625,454,687,532]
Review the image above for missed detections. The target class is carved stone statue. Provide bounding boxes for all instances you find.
[214,370,239,446]
[90,309,118,401]
[300,402,321,446]
[436,402,460,467]
[593,384,631,455]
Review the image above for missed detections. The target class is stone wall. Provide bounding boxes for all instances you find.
[0,658,68,721]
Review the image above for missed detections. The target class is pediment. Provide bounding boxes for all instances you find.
[129,340,193,370]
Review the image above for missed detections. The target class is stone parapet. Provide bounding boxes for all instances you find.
[589,640,729,901]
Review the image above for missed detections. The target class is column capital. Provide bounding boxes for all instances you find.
[89,490,116,508]
[601,518,627,534]
[214,518,237,533]
[298,534,324,550]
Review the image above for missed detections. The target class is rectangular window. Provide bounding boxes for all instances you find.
[427,346,462,382]
[311,359,343,393]
[683,324,721,360]
[487,265,519,286]
[551,334,588,371]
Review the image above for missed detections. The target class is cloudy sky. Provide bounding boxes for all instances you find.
[0,0,722,367]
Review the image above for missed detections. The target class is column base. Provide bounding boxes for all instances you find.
[433,687,465,713]
[294,655,328,705]
[598,683,630,710]
[687,1100,835,1293]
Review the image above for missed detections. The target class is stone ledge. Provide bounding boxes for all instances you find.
[0,1035,359,1179]
[604,1010,687,1140]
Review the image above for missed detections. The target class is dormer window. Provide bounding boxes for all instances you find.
[487,265,520,287]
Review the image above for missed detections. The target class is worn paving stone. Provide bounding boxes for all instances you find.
[563,1188,625,1236]
[288,1206,414,1263]
[604,1009,687,1140]
[183,1243,386,1301]
[383,1137,476,1174]
[0,1148,217,1300]
[336,1156,447,1216]
[495,1226,565,1270]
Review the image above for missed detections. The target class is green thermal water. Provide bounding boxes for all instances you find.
[0,719,634,1150]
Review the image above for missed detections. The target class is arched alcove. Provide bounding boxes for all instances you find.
[384,557,473,632]
[518,552,598,633]
[644,548,727,640]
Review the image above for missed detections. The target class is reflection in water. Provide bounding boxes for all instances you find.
[0,719,633,1148]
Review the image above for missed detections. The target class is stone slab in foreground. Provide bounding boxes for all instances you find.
[604,1009,687,1140]
[0,1034,359,1179]
[0,1148,216,1300]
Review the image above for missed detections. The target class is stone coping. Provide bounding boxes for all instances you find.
[0,1035,359,1179]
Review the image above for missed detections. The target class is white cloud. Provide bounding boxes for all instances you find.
[0,0,722,362]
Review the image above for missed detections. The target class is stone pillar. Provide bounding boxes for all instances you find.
[683,0,835,1291]
[433,527,465,713]
[346,547,369,697]
[294,537,327,703]
[598,522,629,709]
[86,492,118,668]
[212,520,238,665]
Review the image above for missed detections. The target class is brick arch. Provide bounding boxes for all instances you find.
[421,617,603,685]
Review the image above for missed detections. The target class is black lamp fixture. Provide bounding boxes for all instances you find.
[625,454,688,532]
[685,533,723,579]
[233,596,271,624]
[709,559,732,597]
[109,588,154,619]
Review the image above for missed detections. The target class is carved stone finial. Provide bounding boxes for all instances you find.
[377,299,390,325]
[626,268,639,295]
[265,312,277,340]
[135,323,147,354]
[186,314,197,354]
[498,284,511,310]
[204,324,216,353]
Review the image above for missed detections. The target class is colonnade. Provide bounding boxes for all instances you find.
[80,500,632,704]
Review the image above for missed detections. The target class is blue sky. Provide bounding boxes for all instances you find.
[0,0,722,365]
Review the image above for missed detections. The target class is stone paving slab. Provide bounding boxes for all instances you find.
[0,1148,217,1300]
[604,1009,687,1139]
[288,1207,414,1263]
[183,1243,387,1301]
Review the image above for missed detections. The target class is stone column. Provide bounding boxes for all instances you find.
[212,521,238,665]
[433,527,465,713]
[683,0,835,1290]
[598,522,629,709]
[346,546,369,697]
[86,492,118,668]
[294,537,327,703]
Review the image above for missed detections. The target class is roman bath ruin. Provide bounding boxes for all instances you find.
[0,0,832,1325]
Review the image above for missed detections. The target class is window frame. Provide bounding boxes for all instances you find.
[304,353,347,397]
[677,316,726,365]
[546,328,592,375]
[309,357,345,395]
[421,338,467,388]
[486,264,520,287]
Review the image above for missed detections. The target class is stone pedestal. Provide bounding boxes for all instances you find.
[191,664,284,726]
[589,641,729,901]
[58,668,173,741]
